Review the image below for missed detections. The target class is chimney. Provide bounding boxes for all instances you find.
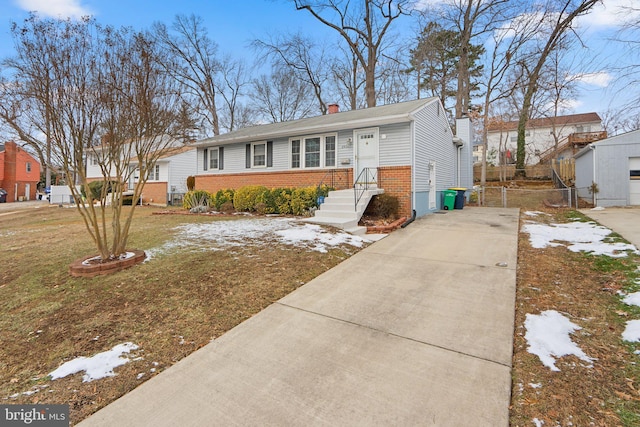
[328,103,339,114]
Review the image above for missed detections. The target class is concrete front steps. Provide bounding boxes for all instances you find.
[304,187,384,236]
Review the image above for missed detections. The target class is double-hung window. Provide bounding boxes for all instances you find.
[325,135,336,167]
[253,142,266,167]
[304,137,321,168]
[291,139,301,168]
[209,147,219,170]
[26,162,32,173]
[290,134,337,169]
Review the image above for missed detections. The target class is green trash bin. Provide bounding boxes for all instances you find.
[442,190,456,210]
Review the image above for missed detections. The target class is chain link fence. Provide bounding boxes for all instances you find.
[475,186,594,209]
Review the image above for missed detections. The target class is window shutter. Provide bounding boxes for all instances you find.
[267,141,273,167]
[219,147,224,170]
[203,148,208,171]
[246,144,251,168]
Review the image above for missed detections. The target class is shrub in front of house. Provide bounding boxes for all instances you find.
[183,190,212,209]
[368,193,399,219]
[268,188,293,214]
[290,186,318,216]
[233,185,269,212]
[212,189,234,211]
[81,180,119,200]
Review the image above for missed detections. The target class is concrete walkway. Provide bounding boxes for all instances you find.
[581,207,640,249]
[79,207,520,427]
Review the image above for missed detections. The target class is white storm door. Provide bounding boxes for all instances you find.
[429,162,436,210]
[355,128,379,184]
[630,157,640,205]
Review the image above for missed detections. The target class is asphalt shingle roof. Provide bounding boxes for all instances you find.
[196,98,438,146]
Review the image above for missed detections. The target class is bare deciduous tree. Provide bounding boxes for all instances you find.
[253,33,330,115]
[217,55,253,132]
[1,15,185,261]
[251,66,315,123]
[293,0,413,108]
[153,14,220,136]
[478,5,542,187]
[514,0,601,176]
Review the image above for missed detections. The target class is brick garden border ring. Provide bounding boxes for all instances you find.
[69,249,146,278]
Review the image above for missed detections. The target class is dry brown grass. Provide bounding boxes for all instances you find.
[511,208,640,426]
[0,205,363,424]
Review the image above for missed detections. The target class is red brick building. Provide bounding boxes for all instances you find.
[0,141,41,202]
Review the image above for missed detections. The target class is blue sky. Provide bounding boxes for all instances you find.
[0,0,638,123]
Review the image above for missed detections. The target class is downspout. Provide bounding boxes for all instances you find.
[410,118,416,218]
[589,144,597,206]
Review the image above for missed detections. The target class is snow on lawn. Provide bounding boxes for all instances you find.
[146,218,366,260]
[622,292,640,307]
[522,220,638,257]
[49,342,139,382]
[622,320,640,342]
[524,310,594,372]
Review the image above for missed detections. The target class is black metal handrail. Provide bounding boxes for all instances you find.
[353,167,378,211]
[317,168,349,191]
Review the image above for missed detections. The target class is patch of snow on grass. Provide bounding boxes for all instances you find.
[524,310,594,372]
[49,342,139,382]
[275,223,364,253]
[522,220,638,257]
[523,211,548,217]
[623,292,640,307]
[146,218,366,257]
[532,418,544,427]
[622,320,640,342]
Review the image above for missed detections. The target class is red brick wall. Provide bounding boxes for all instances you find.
[1,141,40,202]
[195,169,353,193]
[195,166,413,218]
[141,182,168,205]
[378,166,412,218]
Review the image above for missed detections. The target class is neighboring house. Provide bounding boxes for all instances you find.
[86,142,197,206]
[194,98,473,224]
[487,112,604,165]
[575,129,640,207]
[0,141,41,202]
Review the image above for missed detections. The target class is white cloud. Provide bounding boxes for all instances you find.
[16,0,92,19]
[577,0,640,30]
[572,72,613,88]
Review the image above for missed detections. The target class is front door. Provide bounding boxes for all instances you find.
[355,128,379,185]
[429,162,436,210]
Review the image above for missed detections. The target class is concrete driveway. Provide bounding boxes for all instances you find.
[581,207,640,249]
[79,207,520,427]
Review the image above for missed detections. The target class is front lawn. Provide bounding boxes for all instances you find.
[0,206,367,424]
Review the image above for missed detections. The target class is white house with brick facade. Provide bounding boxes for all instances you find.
[86,143,197,206]
[194,98,473,229]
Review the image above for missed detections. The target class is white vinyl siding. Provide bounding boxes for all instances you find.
[378,123,411,166]
[413,101,456,192]
[576,130,640,207]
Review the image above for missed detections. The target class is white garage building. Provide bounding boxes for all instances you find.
[575,129,640,207]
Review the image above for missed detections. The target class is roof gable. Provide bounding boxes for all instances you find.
[487,112,602,132]
[197,98,439,146]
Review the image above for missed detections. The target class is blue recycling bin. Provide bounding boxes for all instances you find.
[449,188,467,209]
